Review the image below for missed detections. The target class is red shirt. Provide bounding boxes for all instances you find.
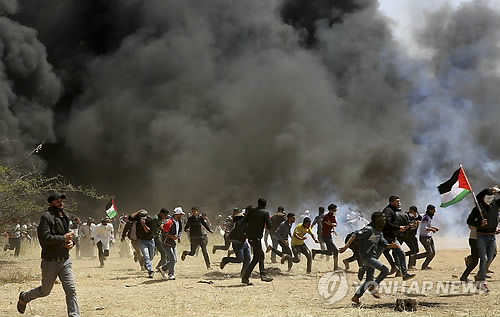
[321,213,336,237]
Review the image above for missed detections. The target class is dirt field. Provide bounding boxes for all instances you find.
[1,236,499,317]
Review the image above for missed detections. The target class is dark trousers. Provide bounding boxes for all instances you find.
[222,241,251,275]
[213,234,231,252]
[242,239,265,280]
[269,240,298,270]
[154,237,167,268]
[96,241,109,265]
[186,236,210,268]
[401,235,419,267]
[383,239,407,274]
[461,238,479,279]
[313,236,339,268]
[346,244,363,267]
[292,244,312,273]
[413,237,435,269]
[6,237,21,257]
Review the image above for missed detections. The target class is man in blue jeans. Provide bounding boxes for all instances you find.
[340,211,399,305]
[17,193,80,317]
[311,204,340,270]
[466,187,500,291]
[129,209,155,278]
[158,207,184,280]
[220,210,251,276]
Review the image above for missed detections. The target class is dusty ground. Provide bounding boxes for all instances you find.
[0,236,499,317]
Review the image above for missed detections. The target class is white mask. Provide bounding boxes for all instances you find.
[484,195,495,205]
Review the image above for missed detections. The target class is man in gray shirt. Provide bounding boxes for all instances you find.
[266,213,300,271]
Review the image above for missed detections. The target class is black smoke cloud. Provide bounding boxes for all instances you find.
[0,0,62,158]
[3,0,500,225]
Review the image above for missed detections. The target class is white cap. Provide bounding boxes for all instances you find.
[173,207,185,215]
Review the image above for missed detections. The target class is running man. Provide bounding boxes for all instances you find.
[181,207,213,269]
[340,211,399,305]
[311,204,340,270]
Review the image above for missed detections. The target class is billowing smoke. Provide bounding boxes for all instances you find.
[2,0,499,238]
[0,0,62,158]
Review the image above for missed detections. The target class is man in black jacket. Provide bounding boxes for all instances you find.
[17,193,80,316]
[382,196,415,281]
[181,207,213,269]
[129,209,155,278]
[241,198,273,284]
[467,187,500,290]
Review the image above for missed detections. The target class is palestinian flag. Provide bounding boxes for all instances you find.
[105,199,118,218]
[438,168,472,207]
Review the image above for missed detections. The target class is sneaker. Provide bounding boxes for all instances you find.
[343,259,350,271]
[351,294,361,306]
[181,251,187,261]
[157,267,166,278]
[475,280,489,292]
[421,266,432,270]
[17,292,26,314]
[459,276,471,283]
[403,273,416,281]
[212,246,217,254]
[147,271,154,278]
[261,275,273,282]
[311,249,317,260]
[168,274,176,280]
[281,255,289,265]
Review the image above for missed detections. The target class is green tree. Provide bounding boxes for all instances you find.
[0,156,109,230]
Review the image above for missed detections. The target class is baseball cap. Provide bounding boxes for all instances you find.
[48,192,66,203]
[173,207,185,215]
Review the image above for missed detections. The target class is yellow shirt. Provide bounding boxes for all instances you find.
[291,224,313,246]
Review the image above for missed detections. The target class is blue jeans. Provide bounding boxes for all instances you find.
[355,257,389,297]
[477,234,496,280]
[161,244,177,275]
[222,241,251,274]
[139,239,155,272]
[23,259,80,317]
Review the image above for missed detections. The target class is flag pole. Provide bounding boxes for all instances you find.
[460,165,484,219]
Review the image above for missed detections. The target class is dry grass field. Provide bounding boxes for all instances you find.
[0,235,499,317]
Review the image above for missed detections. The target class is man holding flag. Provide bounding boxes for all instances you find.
[438,166,500,290]
[466,188,500,290]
